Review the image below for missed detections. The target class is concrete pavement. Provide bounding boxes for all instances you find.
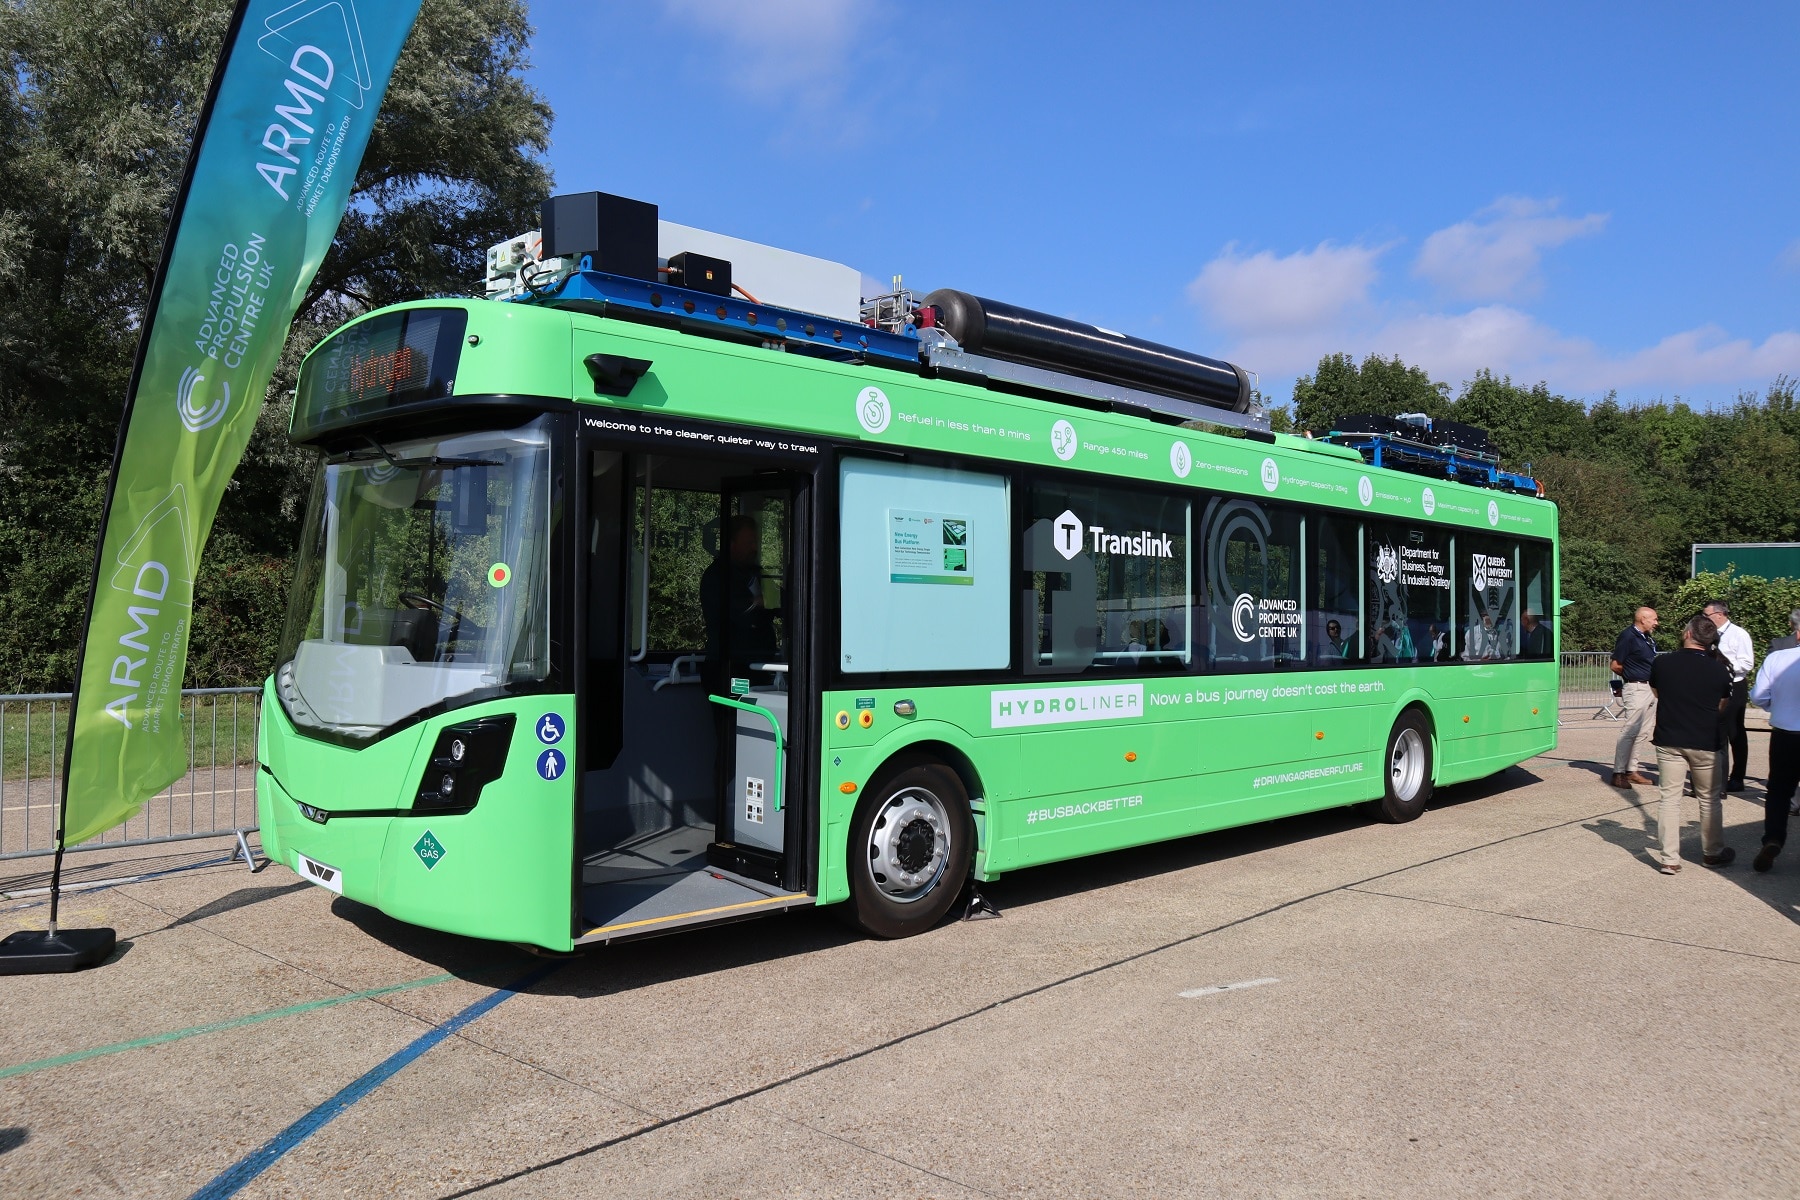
[2,722,1796,1198]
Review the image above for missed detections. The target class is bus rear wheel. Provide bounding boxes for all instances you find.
[846,762,972,939]
[1374,710,1434,824]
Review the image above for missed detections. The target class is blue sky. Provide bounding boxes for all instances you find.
[525,2,1799,409]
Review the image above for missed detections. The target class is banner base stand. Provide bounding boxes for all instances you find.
[0,928,117,974]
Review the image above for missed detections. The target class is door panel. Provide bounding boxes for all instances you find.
[710,480,803,880]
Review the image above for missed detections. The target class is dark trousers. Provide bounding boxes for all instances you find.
[1722,679,1750,784]
[1765,728,1800,849]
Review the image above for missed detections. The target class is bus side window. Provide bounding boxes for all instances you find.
[1363,520,1452,665]
[1517,540,1555,660]
[1201,496,1302,672]
[839,458,1011,674]
[1461,534,1519,662]
[1313,516,1361,666]
[1022,481,1189,675]
[1021,517,1098,673]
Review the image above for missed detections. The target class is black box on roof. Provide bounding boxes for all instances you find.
[1429,418,1497,456]
[667,251,731,297]
[1333,413,1410,438]
[541,191,658,282]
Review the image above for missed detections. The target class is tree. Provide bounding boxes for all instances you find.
[1290,352,1449,435]
[1666,572,1800,653]
[1286,351,1800,649]
[1451,371,1589,467]
[0,0,552,690]
[1560,537,1649,653]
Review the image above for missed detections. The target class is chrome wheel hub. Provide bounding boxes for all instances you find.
[1390,727,1426,801]
[866,788,950,902]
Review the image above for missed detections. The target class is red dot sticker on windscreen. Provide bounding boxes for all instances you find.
[488,563,510,588]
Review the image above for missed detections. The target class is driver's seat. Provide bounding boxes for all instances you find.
[389,609,437,663]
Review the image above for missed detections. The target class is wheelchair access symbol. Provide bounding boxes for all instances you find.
[536,748,566,781]
[536,713,565,744]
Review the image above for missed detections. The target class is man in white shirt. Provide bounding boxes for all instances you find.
[1703,600,1754,792]
[1750,634,1800,871]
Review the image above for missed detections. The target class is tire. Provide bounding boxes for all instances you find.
[844,761,973,939]
[1373,709,1434,824]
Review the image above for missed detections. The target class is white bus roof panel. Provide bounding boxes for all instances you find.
[658,220,862,324]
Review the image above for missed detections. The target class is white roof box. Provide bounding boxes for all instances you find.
[658,220,861,323]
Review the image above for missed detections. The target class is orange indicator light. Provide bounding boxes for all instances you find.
[1315,731,1324,740]
[1124,751,1137,762]
[1462,715,1471,723]
[839,781,857,794]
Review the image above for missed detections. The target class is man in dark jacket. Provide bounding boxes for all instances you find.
[1647,614,1735,874]
[1610,606,1659,788]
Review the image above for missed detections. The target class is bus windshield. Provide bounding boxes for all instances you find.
[275,418,552,741]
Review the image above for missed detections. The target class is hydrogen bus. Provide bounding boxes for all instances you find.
[256,190,1558,951]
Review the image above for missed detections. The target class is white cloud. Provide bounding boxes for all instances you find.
[661,0,866,106]
[1186,204,1799,401]
[1184,199,1800,403]
[1584,325,1800,392]
[1412,196,1608,302]
[1219,305,1800,401]
[1186,241,1390,336]
[1353,312,1800,395]
[1372,306,1584,384]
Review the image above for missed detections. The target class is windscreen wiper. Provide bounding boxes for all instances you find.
[340,435,502,469]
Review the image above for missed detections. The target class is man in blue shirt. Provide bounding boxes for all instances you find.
[1751,635,1800,872]
[1610,606,1659,789]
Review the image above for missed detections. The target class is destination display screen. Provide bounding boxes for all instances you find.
[293,307,468,440]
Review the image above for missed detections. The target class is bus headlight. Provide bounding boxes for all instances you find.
[414,715,516,812]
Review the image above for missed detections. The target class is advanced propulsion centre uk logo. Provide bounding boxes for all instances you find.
[176,367,231,433]
[1231,592,1257,642]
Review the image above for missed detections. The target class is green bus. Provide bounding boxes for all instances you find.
[257,193,1558,951]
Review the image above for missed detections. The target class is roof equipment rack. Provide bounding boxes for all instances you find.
[1324,414,1541,496]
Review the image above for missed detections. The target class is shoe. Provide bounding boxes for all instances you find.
[1610,773,1633,789]
[1627,772,1655,786]
[1754,843,1780,873]
[1725,780,1746,793]
[1789,800,1798,817]
[1703,847,1736,868]
[1657,860,1682,875]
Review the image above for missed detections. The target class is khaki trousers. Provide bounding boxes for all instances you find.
[1612,681,1656,773]
[1653,745,1722,866]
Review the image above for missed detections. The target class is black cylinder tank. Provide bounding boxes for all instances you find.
[923,289,1252,413]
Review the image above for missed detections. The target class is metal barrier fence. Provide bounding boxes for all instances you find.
[0,663,1630,859]
[0,687,261,861]
[1558,651,1625,724]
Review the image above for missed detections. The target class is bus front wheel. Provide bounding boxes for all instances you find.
[845,761,973,939]
[1374,710,1434,824]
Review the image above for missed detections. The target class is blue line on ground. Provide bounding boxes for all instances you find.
[188,961,562,1200]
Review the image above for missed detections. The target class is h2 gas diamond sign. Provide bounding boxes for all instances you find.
[413,830,446,871]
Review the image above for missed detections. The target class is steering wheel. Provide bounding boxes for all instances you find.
[398,591,452,617]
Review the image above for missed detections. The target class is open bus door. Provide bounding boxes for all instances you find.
[574,450,813,944]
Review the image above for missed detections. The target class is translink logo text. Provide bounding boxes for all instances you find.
[1049,509,1175,561]
[991,684,1143,728]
